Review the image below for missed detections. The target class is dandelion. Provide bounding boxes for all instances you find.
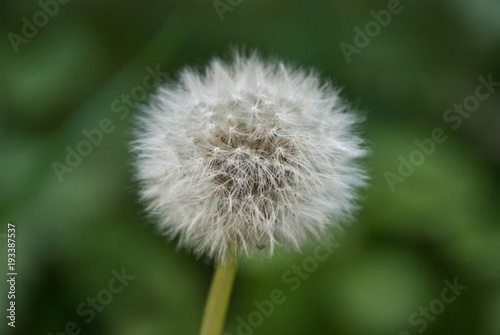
[130,51,367,335]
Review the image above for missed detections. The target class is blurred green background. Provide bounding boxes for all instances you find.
[1,0,499,334]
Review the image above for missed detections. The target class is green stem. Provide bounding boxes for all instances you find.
[199,258,238,335]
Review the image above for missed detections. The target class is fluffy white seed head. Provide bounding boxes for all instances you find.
[131,52,367,263]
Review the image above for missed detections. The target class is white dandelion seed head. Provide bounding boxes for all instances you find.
[131,51,368,263]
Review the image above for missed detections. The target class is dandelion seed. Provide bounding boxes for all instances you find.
[131,51,367,263]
